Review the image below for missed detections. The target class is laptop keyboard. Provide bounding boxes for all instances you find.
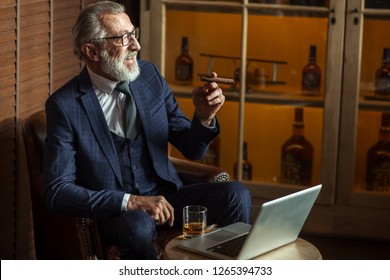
[207,234,248,258]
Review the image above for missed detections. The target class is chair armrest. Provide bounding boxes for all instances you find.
[169,156,230,184]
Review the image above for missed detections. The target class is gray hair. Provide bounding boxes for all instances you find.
[72,1,126,60]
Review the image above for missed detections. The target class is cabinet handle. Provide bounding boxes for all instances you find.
[330,8,336,25]
[352,8,360,25]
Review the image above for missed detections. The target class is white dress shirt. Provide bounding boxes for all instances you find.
[87,67,127,137]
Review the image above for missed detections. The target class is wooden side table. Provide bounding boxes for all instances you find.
[163,236,322,260]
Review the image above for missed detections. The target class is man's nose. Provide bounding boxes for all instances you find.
[129,37,141,51]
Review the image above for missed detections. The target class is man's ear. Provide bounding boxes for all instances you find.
[81,43,100,61]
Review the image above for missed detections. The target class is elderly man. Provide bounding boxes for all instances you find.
[43,0,252,259]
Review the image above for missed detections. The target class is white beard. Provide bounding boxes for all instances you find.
[100,50,140,82]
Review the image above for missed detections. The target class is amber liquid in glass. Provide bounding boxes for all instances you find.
[175,36,193,85]
[302,45,321,96]
[374,48,390,100]
[183,222,206,238]
[234,142,252,180]
[365,113,390,192]
[280,107,314,186]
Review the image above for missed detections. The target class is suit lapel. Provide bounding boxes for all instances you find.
[129,75,172,180]
[78,68,123,188]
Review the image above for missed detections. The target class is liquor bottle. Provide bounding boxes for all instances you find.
[175,36,193,85]
[302,45,321,96]
[374,48,390,100]
[200,137,220,166]
[280,107,313,186]
[234,142,252,180]
[365,113,390,192]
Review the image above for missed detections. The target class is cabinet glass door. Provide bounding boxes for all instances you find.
[239,0,343,205]
[339,0,390,209]
[161,1,243,171]
[243,4,329,188]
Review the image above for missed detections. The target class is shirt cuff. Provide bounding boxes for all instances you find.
[121,193,131,211]
[204,117,216,128]
[197,116,216,129]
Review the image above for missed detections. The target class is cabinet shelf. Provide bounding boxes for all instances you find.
[163,0,242,13]
[240,91,324,107]
[247,3,329,17]
[350,191,390,209]
[359,98,390,112]
[163,0,330,17]
[363,8,390,17]
[171,84,324,107]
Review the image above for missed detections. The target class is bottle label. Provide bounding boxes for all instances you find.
[280,154,312,185]
[242,166,252,180]
[375,77,390,97]
[302,71,321,95]
[175,64,192,83]
[366,159,390,192]
[234,166,252,181]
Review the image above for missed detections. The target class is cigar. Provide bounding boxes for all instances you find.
[200,76,235,85]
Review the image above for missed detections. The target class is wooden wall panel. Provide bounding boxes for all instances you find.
[52,0,81,91]
[14,0,50,260]
[0,0,109,260]
[0,0,17,260]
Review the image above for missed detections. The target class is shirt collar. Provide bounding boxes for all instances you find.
[86,66,118,94]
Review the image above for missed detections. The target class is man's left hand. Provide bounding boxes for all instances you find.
[192,72,225,126]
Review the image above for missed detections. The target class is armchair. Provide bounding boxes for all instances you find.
[22,110,230,259]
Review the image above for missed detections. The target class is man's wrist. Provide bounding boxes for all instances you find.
[200,118,213,126]
[196,113,214,127]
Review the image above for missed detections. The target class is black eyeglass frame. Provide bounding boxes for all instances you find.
[91,27,139,46]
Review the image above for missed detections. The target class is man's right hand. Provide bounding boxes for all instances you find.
[127,195,174,227]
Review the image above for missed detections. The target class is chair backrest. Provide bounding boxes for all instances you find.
[23,110,101,259]
[23,111,46,196]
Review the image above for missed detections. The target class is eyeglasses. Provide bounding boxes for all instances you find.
[92,27,139,47]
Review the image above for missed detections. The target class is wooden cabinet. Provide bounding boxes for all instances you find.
[140,0,390,240]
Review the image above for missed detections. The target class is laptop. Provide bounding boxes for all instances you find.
[177,184,322,260]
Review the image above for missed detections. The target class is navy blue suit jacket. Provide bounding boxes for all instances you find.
[43,61,219,218]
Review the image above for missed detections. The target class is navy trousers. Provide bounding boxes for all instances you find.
[99,181,252,259]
